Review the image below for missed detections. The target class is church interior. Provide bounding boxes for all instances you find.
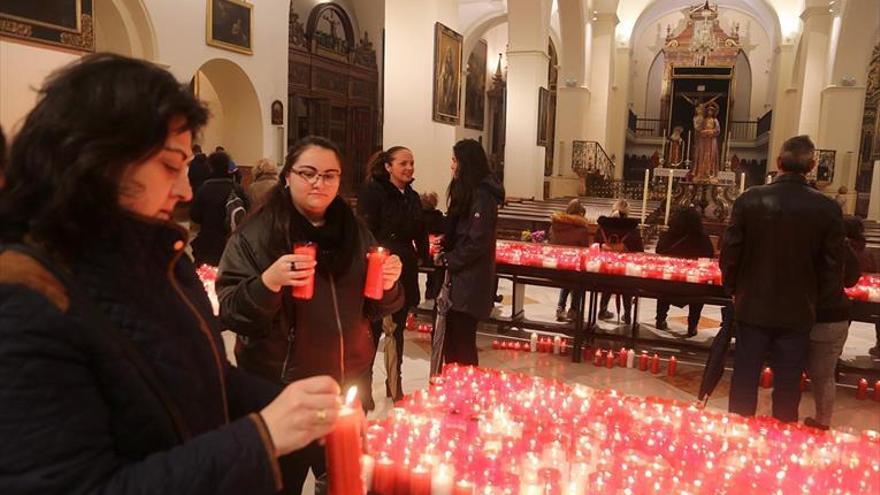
[1,0,879,493]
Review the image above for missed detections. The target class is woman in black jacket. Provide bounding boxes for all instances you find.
[358,146,427,402]
[439,139,505,366]
[654,206,715,337]
[216,136,403,492]
[0,54,340,495]
[190,151,250,266]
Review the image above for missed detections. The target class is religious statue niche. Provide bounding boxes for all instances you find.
[660,1,740,182]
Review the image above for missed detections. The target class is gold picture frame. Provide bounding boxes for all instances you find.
[432,22,463,125]
[206,0,253,55]
[0,0,93,52]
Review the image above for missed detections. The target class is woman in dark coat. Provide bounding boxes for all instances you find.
[439,139,505,366]
[190,151,249,266]
[0,54,341,495]
[550,198,590,321]
[357,146,428,402]
[654,206,715,336]
[216,136,404,493]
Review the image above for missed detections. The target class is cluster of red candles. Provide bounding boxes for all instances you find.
[844,275,880,302]
[359,365,879,494]
[589,347,678,376]
[495,240,723,285]
[492,334,572,354]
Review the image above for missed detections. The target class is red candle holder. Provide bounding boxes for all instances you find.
[364,247,388,300]
[326,387,364,495]
[856,378,868,400]
[667,356,677,377]
[650,354,660,374]
[760,367,773,389]
[291,242,316,300]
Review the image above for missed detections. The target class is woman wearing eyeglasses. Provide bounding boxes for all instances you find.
[216,136,403,493]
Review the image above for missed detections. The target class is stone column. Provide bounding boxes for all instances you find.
[503,0,552,199]
[816,85,866,211]
[584,12,618,150]
[767,41,796,171]
[607,44,631,180]
[794,5,832,138]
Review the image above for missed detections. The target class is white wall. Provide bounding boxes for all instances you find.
[384,0,459,207]
[0,0,287,167]
[0,40,80,137]
[456,21,508,144]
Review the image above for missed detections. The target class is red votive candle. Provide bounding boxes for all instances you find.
[800,372,808,391]
[593,349,603,367]
[874,380,880,402]
[639,352,649,371]
[326,387,364,495]
[364,247,388,300]
[605,350,615,368]
[372,456,395,495]
[618,347,628,367]
[667,356,677,376]
[452,480,474,495]
[291,242,316,300]
[856,378,868,400]
[492,340,500,350]
[761,367,773,388]
[410,465,431,495]
[650,354,660,374]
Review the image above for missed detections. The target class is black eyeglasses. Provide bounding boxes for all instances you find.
[291,167,342,185]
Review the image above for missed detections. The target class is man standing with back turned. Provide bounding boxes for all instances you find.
[721,135,845,422]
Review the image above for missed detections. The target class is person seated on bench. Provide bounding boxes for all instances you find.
[597,199,644,323]
[654,206,714,337]
[550,199,591,321]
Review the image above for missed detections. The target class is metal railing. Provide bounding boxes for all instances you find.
[584,178,670,201]
[572,140,615,178]
[756,110,772,136]
[729,120,757,140]
[633,118,663,137]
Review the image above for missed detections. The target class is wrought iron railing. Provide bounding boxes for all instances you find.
[634,118,663,137]
[572,140,615,178]
[756,110,772,136]
[583,178,670,201]
[729,120,757,140]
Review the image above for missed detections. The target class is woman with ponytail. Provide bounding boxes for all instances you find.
[357,146,427,404]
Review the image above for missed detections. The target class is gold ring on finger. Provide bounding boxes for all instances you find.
[316,409,327,423]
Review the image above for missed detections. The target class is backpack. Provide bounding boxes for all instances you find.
[224,187,246,233]
[600,228,632,252]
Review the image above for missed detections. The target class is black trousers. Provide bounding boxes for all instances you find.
[599,292,632,316]
[444,309,479,366]
[280,441,325,495]
[656,300,704,328]
[729,323,809,423]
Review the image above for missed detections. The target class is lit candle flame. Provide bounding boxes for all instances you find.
[345,386,358,406]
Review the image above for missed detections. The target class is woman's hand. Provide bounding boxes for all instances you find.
[261,253,317,293]
[260,376,341,457]
[382,254,402,290]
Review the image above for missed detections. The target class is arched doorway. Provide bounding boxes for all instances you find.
[93,0,157,60]
[192,58,263,168]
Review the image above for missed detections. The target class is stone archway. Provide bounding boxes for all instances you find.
[94,0,157,60]
[193,58,264,168]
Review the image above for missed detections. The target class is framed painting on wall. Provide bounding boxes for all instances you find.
[814,149,836,187]
[537,87,550,146]
[207,0,253,55]
[433,22,463,125]
[464,39,487,130]
[0,0,94,52]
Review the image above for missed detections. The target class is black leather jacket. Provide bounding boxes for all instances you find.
[720,173,845,331]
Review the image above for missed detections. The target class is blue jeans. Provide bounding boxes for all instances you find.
[557,289,584,312]
[729,322,809,423]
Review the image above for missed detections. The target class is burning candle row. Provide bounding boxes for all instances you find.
[492,334,571,354]
[361,365,879,494]
[590,347,677,376]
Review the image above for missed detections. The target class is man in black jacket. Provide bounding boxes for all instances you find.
[190,151,249,266]
[721,135,845,422]
[188,144,210,193]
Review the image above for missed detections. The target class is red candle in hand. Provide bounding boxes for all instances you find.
[650,354,660,374]
[856,378,868,400]
[409,465,431,495]
[291,242,316,299]
[364,247,388,300]
[372,457,395,495]
[761,367,773,388]
[667,356,677,376]
[326,387,364,495]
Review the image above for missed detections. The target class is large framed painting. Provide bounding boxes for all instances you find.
[464,39,487,130]
[433,22,463,125]
[537,87,550,146]
[0,0,94,52]
[207,0,253,55]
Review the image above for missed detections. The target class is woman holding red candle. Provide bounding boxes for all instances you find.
[358,146,428,404]
[216,136,404,493]
[436,139,505,366]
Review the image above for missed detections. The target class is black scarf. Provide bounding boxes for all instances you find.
[288,196,358,276]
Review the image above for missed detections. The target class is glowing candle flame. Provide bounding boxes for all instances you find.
[345,386,358,406]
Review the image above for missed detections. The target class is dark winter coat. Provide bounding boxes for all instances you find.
[188,152,210,195]
[216,200,403,386]
[191,177,249,266]
[443,176,505,320]
[0,217,283,495]
[357,177,428,308]
[656,231,714,259]
[815,244,861,323]
[549,213,591,247]
[720,173,846,331]
[596,216,644,253]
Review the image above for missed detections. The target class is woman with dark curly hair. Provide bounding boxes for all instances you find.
[0,53,341,495]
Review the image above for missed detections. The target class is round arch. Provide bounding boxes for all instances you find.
[93,0,158,60]
[193,58,263,167]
